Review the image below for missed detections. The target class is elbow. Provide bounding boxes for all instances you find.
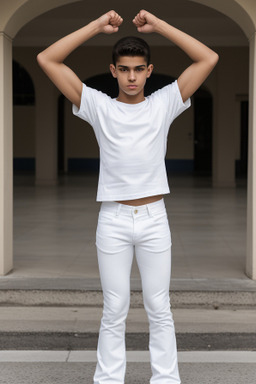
[37,52,45,68]
[37,51,50,70]
[209,52,219,68]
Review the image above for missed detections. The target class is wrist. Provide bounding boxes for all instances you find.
[154,19,168,34]
[88,19,102,35]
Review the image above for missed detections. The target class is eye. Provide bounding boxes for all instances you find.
[136,67,145,72]
[119,68,127,72]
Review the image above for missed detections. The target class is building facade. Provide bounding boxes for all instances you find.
[0,0,256,278]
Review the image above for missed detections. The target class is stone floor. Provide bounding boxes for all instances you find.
[12,173,247,280]
[0,352,255,384]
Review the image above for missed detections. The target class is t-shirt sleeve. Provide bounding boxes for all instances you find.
[72,83,104,126]
[153,80,191,125]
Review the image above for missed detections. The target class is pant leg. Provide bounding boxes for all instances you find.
[135,205,180,384]
[94,205,134,384]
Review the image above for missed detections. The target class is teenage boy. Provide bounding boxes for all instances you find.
[37,9,218,384]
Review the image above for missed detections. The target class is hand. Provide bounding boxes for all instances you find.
[133,10,161,33]
[97,10,123,34]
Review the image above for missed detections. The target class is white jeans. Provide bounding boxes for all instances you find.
[93,198,180,384]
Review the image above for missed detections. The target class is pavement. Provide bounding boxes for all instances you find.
[0,352,256,384]
[0,277,256,383]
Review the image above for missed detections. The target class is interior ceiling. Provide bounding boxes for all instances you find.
[14,0,248,47]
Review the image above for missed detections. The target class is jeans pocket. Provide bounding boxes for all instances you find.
[146,210,172,251]
[151,208,169,223]
[96,212,129,254]
[98,210,116,224]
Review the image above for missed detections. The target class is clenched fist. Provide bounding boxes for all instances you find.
[133,10,161,33]
[97,11,123,34]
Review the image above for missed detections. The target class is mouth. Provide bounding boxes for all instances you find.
[127,85,137,90]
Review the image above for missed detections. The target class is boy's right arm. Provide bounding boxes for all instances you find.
[37,11,123,108]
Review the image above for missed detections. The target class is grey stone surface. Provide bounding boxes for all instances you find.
[12,174,248,281]
[1,277,256,292]
[0,288,256,308]
[1,332,256,351]
[1,307,256,333]
[1,350,256,363]
[0,362,255,384]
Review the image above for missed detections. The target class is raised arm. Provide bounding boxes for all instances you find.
[37,11,123,108]
[133,10,219,102]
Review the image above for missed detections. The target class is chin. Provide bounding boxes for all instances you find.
[125,89,141,96]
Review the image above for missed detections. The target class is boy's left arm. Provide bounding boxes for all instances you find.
[133,10,219,102]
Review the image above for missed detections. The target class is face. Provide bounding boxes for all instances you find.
[110,56,153,103]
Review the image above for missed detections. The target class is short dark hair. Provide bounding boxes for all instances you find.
[112,36,151,66]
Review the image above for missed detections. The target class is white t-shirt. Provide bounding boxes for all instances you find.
[72,80,191,202]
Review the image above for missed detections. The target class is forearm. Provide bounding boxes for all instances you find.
[153,17,218,101]
[155,19,218,64]
[36,10,122,108]
[37,20,100,64]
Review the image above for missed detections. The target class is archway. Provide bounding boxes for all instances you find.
[188,0,255,39]
[1,0,255,278]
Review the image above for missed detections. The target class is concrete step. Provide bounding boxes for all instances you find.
[0,278,256,350]
[0,306,255,350]
[1,289,256,308]
[0,277,256,308]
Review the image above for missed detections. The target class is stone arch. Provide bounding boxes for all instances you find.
[3,0,255,41]
[188,0,255,39]
[2,0,80,38]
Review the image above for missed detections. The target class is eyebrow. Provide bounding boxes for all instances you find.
[117,65,146,69]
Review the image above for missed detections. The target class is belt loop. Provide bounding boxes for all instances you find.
[116,203,121,216]
[146,204,153,217]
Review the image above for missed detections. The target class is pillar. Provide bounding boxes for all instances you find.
[246,31,256,280]
[35,77,58,185]
[0,32,13,275]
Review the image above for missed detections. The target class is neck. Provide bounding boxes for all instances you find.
[117,89,145,104]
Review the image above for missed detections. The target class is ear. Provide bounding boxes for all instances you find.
[147,64,154,78]
[110,64,117,78]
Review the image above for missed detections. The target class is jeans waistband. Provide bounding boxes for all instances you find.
[100,198,166,217]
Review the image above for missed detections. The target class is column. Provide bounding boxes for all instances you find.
[35,77,58,185]
[246,32,256,280]
[0,33,13,275]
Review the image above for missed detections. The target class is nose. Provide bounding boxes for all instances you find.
[128,70,136,81]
